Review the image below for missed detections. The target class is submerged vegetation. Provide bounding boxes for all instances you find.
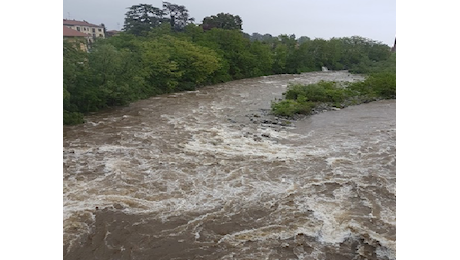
[63,2,394,125]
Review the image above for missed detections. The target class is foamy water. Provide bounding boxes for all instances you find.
[63,71,395,259]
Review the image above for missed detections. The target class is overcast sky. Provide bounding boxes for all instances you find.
[63,0,395,46]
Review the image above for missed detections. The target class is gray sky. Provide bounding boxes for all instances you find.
[63,0,395,46]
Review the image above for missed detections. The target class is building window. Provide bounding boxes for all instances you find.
[98,28,102,32]
[84,27,87,31]
[76,27,80,31]
[92,28,95,32]
[99,34,103,37]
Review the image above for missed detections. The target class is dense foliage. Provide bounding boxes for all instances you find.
[123,2,194,36]
[202,13,242,31]
[64,2,394,125]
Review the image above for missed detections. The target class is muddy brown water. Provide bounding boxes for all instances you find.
[63,71,395,260]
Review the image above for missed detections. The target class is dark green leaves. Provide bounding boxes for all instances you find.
[202,13,243,31]
[123,2,195,35]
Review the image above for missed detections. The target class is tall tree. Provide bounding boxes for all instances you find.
[297,36,311,44]
[249,33,263,41]
[202,13,242,31]
[123,4,165,36]
[162,1,195,31]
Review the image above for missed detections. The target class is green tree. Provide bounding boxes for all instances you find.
[308,38,329,69]
[199,29,258,79]
[297,36,311,44]
[63,40,88,124]
[324,38,344,70]
[162,1,195,32]
[248,41,273,76]
[202,13,242,31]
[338,36,391,72]
[123,4,165,36]
[281,34,304,73]
[293,41,316,72]
[250,32,264,41]
[272,34,298,74]
[86,42,148,107]
[272,43,288,74]
[137,39,182,94]
[157,35,222,89]
[182,23,206,42]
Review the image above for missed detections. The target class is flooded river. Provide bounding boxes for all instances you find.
[63,71,395,260]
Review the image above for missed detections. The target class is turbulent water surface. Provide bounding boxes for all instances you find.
[63,71,396,260]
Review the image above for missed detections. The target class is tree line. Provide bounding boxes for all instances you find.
[64,2,393,125]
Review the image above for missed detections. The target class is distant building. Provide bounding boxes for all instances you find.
[106,30,121,37]
[63,26,91,52]
[63,19,105,45]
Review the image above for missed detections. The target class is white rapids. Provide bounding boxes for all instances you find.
[63,71,395,260]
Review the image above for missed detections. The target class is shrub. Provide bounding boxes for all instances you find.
[63,111,85,125]
[348,72,396,99]
[271,99,315,117]
[272,70,395,117]
[367,72,396,99]
[284,81,348,103]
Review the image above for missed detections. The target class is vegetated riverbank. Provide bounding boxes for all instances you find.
[271,72,395,117]
[64,23,393,125]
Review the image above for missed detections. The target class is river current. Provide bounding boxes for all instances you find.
[63,71,395,260]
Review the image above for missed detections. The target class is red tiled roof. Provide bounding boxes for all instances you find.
[63,26,90,37]
[63,19,102,28]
